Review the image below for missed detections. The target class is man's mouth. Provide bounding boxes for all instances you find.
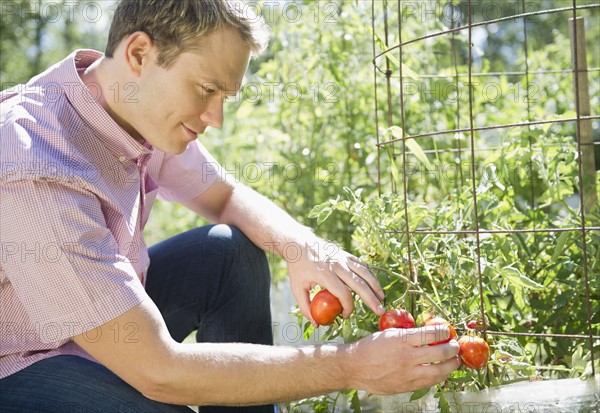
[182,123,198,140]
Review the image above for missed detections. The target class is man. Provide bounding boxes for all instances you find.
[0,1,460,412]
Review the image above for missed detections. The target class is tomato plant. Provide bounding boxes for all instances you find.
[308,186,598,412]
[378,308,415,330]
[310,289,343,326]
[289,1,599,411]
[458,335,491,370]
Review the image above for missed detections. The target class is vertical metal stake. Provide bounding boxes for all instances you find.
[569,17,598,214]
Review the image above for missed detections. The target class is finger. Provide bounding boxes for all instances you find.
[332,261,385,317]
[322,280,354,319]
[291,283,316,327]
[406,325,452,347]
[410,356,461,389]
[413,340,460,365]
[347,256,385,301]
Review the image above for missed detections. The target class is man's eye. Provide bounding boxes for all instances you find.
[203,87,216,94]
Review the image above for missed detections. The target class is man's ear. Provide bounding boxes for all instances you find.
[123,32,155,77]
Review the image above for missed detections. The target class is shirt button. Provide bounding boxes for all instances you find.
[119,156,126,162]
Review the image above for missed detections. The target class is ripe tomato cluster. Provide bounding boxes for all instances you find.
[378,309,490,370]
[308,292,491,370]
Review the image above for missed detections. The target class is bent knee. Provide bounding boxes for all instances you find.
[207,224,267,265]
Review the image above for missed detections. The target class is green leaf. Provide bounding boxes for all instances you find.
[316,212,332,225]
[507,360,536,371]
[314,399,330,413]
[385,145,401,186]
[583,356,600,378]
[387,125,433,169]
[410,387,431,401]
[402,63,420,81]
[303,322,315,341]
[369,28,419,80]
[572,345,586,370]
[500,266,545,290]
[308,202,328,218]
[308,203,334,225]
[437,392,451,413]
[349,389,362,413]
[552,231,570,261]
[447,375,470,383]
[405,138,433,169]
[535,365,571,372]
[510,285,526,310]
[341,318,353,343]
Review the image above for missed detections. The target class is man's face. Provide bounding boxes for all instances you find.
[129,27,251,154]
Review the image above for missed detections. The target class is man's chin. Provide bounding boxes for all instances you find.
[154,142,190,155]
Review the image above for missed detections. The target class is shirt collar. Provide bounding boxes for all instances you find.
[48,49,153,162]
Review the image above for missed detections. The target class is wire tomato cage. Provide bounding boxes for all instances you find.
[370,0,599,382]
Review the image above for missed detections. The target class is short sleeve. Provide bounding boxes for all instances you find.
[155,140,224,203]
[0,180,147,343]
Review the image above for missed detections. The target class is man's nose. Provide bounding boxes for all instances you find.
[199,97,224,129]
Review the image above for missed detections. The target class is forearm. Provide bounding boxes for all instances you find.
[147,341,349,406]
[74,300,459,407]
[220,183,319,258]
[218,183,386,322]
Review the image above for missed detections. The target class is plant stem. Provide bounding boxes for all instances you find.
[372,265,450,319]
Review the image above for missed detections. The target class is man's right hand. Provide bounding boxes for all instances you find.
[342,325,460,395]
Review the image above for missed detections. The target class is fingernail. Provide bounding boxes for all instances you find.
[377,304,386,314]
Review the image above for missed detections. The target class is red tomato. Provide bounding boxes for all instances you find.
[378,309,416,331]
[466,320,482,330]
[458,335,490,369]
[424,316,457,345]
[310,289,343,326]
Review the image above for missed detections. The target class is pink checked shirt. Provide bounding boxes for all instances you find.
[0,50,221,378]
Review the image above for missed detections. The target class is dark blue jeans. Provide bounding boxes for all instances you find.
[0,225,275,413]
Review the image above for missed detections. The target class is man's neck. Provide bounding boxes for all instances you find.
[80,58,145,143]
